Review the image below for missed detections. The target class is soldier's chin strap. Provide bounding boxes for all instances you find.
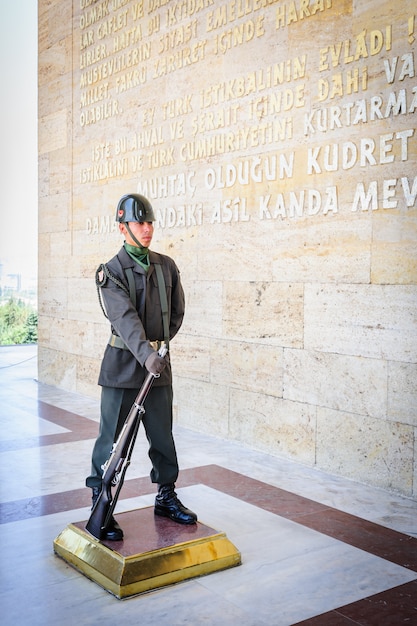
[125,222,144,249]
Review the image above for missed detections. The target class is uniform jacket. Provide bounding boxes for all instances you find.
[97,245,185,389]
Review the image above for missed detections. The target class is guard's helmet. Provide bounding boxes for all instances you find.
[116,194,155,223]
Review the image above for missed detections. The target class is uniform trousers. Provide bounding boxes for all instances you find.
[86,385,179,489]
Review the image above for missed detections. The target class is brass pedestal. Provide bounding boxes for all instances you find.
[54,506,241,598]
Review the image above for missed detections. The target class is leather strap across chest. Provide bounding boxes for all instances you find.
[108,264,169,350]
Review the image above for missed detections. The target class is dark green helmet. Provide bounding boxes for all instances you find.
[116,194,155,223]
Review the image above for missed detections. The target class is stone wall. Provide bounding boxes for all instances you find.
[38,0,417,498]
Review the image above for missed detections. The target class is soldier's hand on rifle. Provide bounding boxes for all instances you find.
[145,351,167,375]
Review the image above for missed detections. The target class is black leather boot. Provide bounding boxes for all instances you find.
[154,483,197,524]
[91,487,124,541]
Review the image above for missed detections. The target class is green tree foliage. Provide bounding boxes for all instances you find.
[0,298,38,345]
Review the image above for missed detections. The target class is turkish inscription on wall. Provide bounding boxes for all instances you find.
[76,0,417,234]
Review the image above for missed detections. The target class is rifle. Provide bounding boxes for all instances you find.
[86,344,168,540]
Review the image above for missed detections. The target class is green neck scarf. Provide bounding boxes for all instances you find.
[124,242,150,270]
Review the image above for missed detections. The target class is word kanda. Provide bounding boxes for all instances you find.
[259,186,338,219]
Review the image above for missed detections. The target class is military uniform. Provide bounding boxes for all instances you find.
[86,194,196,540]
[86,245,185,490]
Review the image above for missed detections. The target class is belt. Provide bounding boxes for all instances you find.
[108,334,127,349]
[108,334,161,351]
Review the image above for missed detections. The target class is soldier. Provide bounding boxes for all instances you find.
[86,193,197,540]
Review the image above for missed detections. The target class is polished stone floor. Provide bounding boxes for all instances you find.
[1,344,416,625]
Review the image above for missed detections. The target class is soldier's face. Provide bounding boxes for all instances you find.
[120,221,154,247]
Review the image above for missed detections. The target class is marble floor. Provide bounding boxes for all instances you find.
[1,344,416,625]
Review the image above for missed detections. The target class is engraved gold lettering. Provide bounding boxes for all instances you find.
[276,0,332,28]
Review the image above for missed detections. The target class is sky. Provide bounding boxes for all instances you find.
[0,1,38,282]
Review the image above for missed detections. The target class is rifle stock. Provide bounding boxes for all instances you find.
[85,482,111,540]
[86,344,167,540]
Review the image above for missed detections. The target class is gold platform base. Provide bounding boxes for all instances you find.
[54,506,241,598]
